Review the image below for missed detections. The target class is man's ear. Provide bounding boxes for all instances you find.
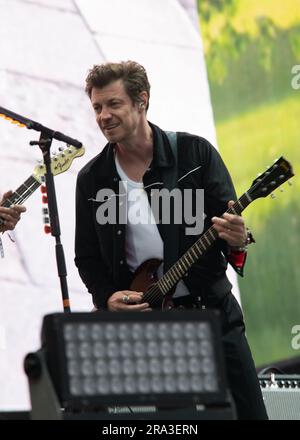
[138,91,148,109]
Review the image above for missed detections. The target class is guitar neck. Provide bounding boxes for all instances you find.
[142,156,293,306]
[0,175,40,225]
[155,191,253,296]
[0,145,86,227]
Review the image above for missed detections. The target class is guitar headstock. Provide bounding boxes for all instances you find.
[33,145,85,182]
[249,157,294,200]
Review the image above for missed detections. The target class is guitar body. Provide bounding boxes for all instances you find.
[130,258,161,292]
[130,259,175,310]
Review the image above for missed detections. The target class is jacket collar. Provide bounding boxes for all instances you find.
[150,122,175,168]
[91,122,175,180]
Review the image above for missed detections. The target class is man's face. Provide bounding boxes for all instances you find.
[90,79,143,144]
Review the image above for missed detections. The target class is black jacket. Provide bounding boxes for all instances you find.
[75,123,240,309]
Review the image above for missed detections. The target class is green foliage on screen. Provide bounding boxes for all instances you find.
[197,0,300,365]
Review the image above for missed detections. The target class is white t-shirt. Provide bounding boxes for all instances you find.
[115,155,189,298]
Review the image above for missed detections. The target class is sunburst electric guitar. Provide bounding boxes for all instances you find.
[129,157,294,309]
[0,145,85,226]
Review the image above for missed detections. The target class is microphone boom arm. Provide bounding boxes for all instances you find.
[0,105,82,149]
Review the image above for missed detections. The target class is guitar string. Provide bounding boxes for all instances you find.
[2,177,40,207]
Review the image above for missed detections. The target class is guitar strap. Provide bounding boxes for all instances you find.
[162,131,179,274]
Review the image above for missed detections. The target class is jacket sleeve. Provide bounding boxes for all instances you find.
[74,174,118,308]
[226,249,247,277]
[200,139,247,277]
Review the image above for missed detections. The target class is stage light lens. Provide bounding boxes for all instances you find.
[62,319,219,398]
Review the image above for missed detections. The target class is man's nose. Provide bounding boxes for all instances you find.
[98,107,112,121]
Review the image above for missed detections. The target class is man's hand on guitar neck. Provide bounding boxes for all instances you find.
[212,200,247,249]
[0,191,26,233]
[107,290,151,312]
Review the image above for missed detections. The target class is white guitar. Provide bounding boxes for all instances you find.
[0,145,85,225]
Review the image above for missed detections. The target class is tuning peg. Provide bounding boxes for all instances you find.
[270,193,276,199]
[280,188,284,192]
[58,146,64,152]
[288,181,292,186]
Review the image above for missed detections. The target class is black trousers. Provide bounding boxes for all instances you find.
[217,293,268,420]
[172,291,268,419]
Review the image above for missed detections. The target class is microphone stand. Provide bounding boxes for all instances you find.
[31,133,71,313]
[0,106,81,313]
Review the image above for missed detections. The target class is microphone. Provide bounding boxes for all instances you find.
[0,106,82,149]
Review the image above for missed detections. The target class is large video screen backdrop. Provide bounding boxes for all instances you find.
[0,0,220,410]
[198,0,300,365]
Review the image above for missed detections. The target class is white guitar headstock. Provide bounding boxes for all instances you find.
[33,145,85,182]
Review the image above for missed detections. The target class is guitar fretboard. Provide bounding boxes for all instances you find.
[0,175,40,225]
[143,192,252,306]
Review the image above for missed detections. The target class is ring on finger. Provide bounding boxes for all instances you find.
[122,294,129,304]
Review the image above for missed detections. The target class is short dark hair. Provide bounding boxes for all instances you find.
[85,60,151,110]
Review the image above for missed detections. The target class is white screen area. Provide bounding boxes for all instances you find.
[0,0,237,410]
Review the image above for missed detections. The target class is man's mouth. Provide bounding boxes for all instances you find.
[103,123,119,131]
